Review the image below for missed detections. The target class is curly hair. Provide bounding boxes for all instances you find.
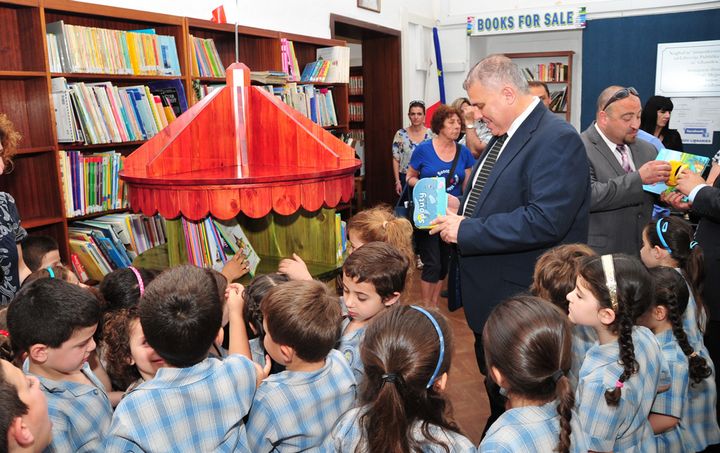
[429,105,461,135]
[0,113,21,166]
[102,307,141,391]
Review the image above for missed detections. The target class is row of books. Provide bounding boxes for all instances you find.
[521,63,569,82]
[59,150,127,218]
[46,21,180,76]
[193,81,225,101]
[349,102,364,122]
[349,75,364,95]
[300,60,332,83]
[165,217,260,277]
[189,36,225,78]
[281,39,302,82]
[347,129,365,142]
[69,214,166,281]
[260,83,338,127]
[51,77,187,144]
[549,87,568,112]
[250,71,289,85]
[316,46,350,84]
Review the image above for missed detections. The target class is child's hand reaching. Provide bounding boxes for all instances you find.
[221,253,250,283]
[253,354,273,388]
[225,283,246,315]
[278,253,313,281]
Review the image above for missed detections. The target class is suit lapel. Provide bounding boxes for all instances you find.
[588,123,625,175]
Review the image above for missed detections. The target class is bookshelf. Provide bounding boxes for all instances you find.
[504,51,573,122]
[0,0,353,266]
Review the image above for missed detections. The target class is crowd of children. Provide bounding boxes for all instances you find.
[0,206,718,452]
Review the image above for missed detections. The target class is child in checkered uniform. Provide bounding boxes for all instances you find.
[331,305,474,452]
[245,279,356,452]
[641,216,720,451]
[104,265,264,452]
[567,254,668,452]
[480,296,588,453]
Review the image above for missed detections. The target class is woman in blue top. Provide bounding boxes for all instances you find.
[406,105,474,307]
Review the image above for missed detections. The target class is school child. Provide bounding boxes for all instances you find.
[338,241,408,382]
[20,235,61,272]
[567,254,667,452]
[531,243,597,388]
[278,204,414,281]
[22,264,83,287]
[241,272,289,369]
[245,280,356,451]
[640,216,720,450]
[104,265,266,452]
[0,358,53,453]
[99,266,158,312]
[6,279,112,452]
[480,296,588,452]
[331,305,474,452]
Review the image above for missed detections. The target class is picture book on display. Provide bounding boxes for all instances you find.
[642,148,711,195]
[412,177,448,229]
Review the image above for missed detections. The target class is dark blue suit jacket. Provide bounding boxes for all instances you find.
[457,103,590,332]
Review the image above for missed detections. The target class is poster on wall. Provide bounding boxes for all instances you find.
[467,6,586,36]
[656,40,720,97]
[670,97,720,145]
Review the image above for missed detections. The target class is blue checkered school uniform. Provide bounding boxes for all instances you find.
[480,400,589,453]
[246,349,356,452]
[575,326,667,452]
[569,324,597,389]
[250,337,266,366]
[337,317,366,382]
[23,360,112,453]
[104,354,257,452]
[332,407,475,452]
[651,329,690,453]
[676,269,720,450]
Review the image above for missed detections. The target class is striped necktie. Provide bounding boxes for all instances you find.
[617,144,632,173]
[463,133,508,216]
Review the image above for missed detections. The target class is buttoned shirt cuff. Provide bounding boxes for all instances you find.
[688,184,709,203]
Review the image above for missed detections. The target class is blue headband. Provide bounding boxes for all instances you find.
[410,305,445,389]
[656,218,672,254]
[46,267,55,279]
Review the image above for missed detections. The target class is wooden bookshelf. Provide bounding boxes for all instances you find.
[0,0,353,264]
[504,51,574,121]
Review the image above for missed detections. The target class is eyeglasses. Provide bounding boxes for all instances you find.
[603,87,639,111]
[409,100,425,107]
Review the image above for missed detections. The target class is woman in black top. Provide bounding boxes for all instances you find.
[640,95,683,151]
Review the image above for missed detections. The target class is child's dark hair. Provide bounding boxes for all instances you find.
[358,305,459,453]
[102,307,141,390]
[100,266,159,311]
[22,264,78,286]
[343,241,409,299]
[484,296,574,453]
[261,280,341,362]
[531,243,596,312]
[243,273,289,339]
[7,279,101,354]
[138,265,221,368]
[578,254,653,405]
[644,216,706,328]
[0,362,28,453]
[649,267,712,384]
[20,235,59,272]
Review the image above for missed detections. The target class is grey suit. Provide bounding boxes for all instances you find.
[581,123,658,256]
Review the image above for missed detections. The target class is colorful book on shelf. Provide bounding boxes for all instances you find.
[213,219,261,277]
[643,149,711,195]
[316,46,350,83]
[147,79,188,116]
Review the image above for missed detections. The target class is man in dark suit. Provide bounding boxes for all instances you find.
[581,86,671,256]
[430,54,590,433]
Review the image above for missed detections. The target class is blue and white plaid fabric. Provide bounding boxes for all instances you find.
[24,360,112,453]
[676,270,720,450]
[480,400,588,453]
[104,355,257,452]
[332,407,475,452]
[246,349,356,452]
[250,337,266,367]
[569,324,597,389]
[651,329,690,453]
[337,317,366,383]
[575,326,666,452]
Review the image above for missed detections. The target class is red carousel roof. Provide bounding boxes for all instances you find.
[120,63,360,220]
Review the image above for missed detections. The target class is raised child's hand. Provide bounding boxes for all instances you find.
[278,253,313,281]
[225,283,246,316]
[221,253,249,283]
[253,354,273,388]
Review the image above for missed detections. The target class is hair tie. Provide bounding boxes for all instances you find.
[410,305,445,389]
[128,266,145,297]
[381,373,399,384]
[656,218,672,254]
[551,370,564,383]
[601,255,619,312]
[689,351,699,358]
[614,380,624,389]
[690,240,698,250]
[0,329,9,338]
[46,267,55,279]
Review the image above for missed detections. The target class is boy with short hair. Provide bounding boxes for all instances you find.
[0,359,53,453]
[339,241,408,381]
[245,279,356,451]
[6,279,111,452]
[105,265,263,452]
[20,236,60,273]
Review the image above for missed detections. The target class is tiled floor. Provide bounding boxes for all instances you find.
[403,271,489,445]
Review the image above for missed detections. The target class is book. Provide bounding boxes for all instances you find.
[412,177,448,229]
[643,148,711,195]
[316,46,350,83]
[147,79,188,116]
[213,219,261,277]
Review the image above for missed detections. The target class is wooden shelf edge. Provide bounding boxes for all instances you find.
[193,76,226,82]
[187,18,279,39]
[58,140,147,150]
[67,208,130,221]
[16,146,55,155]
[51,72,183,81]
[0,70,46,79]
[0,0,40,7]
[23,216,64,229]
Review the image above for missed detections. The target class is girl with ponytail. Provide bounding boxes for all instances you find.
[641,217,720,450]
[331,305,473,452]
[641,267,712,452]
[480,296,588,453]
[567,254,666,452]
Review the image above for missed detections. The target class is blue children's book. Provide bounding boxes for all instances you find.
[412,177,448,229]
[642,148,710,195]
